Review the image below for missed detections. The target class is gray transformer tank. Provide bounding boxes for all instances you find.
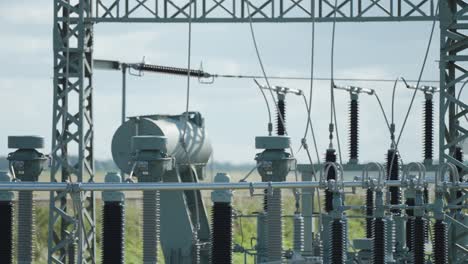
[111,112,213,263]
[112,112,213,174]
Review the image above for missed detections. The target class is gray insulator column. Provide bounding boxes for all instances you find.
[7,136,46,264]
[142,190,160,264]
[131,136,173,264]
[255,136,294,264]
[256,212,268,263]
[293,213,305,253]
[266,188,283,262]
[17,191,34,264]
[211,173,233,264]
[102,172,126,264]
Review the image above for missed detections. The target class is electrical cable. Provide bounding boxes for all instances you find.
[374,93,392,135]
[386,2,439,191]
[301,95,322,165]
[329,0,344,166]
[253,79,273,135]
[245,1,287,137]
[392,78,398,126]
[180,1,202,238]
[395,2,439,147]
[303,1,317,146]
[209,74,439,83]
[245,0,298,173]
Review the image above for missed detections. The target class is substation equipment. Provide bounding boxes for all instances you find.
[0,0,467,264]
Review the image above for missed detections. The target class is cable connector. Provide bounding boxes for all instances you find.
[401,77,439,94]
[268,122,273,136]
[301,138,309,150]
[333,84,374,96]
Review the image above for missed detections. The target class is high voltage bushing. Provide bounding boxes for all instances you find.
[330,219,346,264]
[329,185,347,264]
[276,93,286,136]
[322,149,337,264]
[403,82,438,165]
[372,189,387,264]
[433,220,448,264]
[433,172,448,264]
[386,148,401,214]
[0,172,14,264]
[255,136,295,263]
[412,217,425,264]
[405,193,415,252]
[349,93,359,164]
[423,94,434,165]
[132,136,173,264]
[333,84,374,164]
[102,172,125,264]
[7,136,46,264]
[210,173,233,264]
[372,218,387,264]
[405,170,427,264]
[325,149,337,213]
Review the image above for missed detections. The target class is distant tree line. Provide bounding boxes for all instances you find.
[0,156,254,172]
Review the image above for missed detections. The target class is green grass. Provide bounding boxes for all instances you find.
[29,191,366,263]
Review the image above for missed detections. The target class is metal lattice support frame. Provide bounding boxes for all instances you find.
[440,1,468,262]
[93,0,437,22]
[47,0,467,262]
[48,0,96,263]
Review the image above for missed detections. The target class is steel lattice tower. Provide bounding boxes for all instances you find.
[48,0,96,263]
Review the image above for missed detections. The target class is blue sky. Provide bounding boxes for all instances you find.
[1,0,459,165]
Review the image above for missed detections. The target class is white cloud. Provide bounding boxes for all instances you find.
[0,1,52,25]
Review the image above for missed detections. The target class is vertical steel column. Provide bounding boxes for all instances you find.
[301,171,315,255]
[439,1,468,262]
[48,0,96,263]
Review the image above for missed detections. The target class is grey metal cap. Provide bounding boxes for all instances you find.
[214,172,231,183]
[212,172,232,203]
[8,136,44,149]
[131,136,167,152]
[104,172,122,183]
[255,136,291,149]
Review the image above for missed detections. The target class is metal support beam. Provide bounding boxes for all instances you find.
[439,0,468,262]
[48,0,96,263]
[90,0,443,23]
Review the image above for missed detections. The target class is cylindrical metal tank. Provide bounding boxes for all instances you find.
[112,112,212,174]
